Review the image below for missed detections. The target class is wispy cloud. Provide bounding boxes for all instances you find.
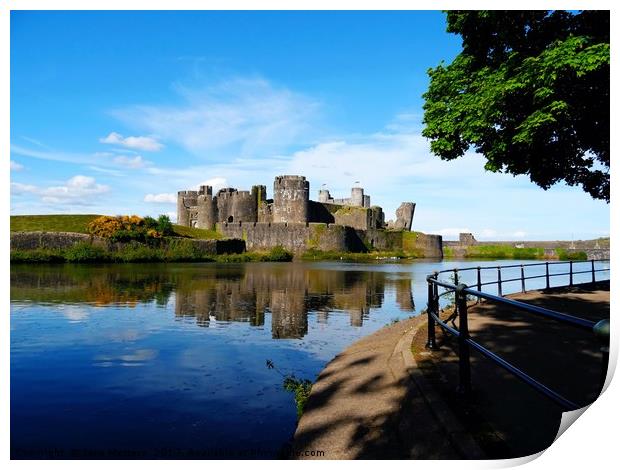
[199,177,227,192]
[11,175,109,205]
[111,77,321,158]
[113,155,150,169]
[144,193,176,204]
[11,144,151,171]
[100,132,163,152]
[10,160,23,171]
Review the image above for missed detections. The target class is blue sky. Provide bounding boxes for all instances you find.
[10,10,609,240]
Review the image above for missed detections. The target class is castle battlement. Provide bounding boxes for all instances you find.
[177,175,414,234]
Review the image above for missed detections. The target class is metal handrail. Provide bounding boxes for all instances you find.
[436,259,609,296]
[425,260,610,411]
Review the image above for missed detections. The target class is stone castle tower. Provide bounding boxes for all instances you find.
[272,175,309,224]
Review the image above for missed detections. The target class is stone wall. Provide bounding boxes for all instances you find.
[10,232,106,250]
[361,230,443,257]
[217,222,352,253]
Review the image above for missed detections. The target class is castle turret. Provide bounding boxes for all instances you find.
[273,175,309,224]
[196,192,217,230]
[350,186,364,207]
[177,190,198,227]
[318,189,331,203]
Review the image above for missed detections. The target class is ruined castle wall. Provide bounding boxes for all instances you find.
[308,200,335,224]
[360,229,443,257]
[257,201,273,223]
[217,222,352,253]
[332,205,372,231]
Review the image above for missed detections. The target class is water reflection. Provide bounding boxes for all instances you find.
[12,260,606,458]
[11,263,416,339]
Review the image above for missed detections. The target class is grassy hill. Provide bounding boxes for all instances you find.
[10,214,100,234]
[10,214,221,239]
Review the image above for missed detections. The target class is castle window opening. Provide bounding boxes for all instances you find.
[228,216,234,223]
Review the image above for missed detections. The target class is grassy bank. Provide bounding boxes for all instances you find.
[10,214,221,240]
[11,242,293,264]
[300,248,418,262]
[443,244,588,261]
[10,214,100,234]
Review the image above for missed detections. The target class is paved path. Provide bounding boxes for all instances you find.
[291,316,482,459]
[292,281,609,460]
[413,281,610,458]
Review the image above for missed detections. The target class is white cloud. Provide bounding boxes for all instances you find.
[111,77,320,158]
[113,155,150,169]
[199,177,227,192]
[144,193,177,204]
[12,175,109,206]
[100,132,163,152]
[11,182,38,195]
[10,160,23,171]
[512,231,527,239]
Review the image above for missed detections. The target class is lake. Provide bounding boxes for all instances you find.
[10,259,609,459]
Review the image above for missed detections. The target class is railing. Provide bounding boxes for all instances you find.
[425,260,610,411]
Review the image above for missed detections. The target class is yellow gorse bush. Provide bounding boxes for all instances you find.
[87,215,155,238]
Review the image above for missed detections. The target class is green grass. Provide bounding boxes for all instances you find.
[11,242,293,264]
[300,248,415,262]
[555,248,588,261]
[10,214,101,233]
[443,246,455,258]
[10,214,225,241]
[463,245,546,260]
[171,224,223,239]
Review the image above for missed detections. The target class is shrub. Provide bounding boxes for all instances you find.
[114,244,164,262]
[556,248,588,261]
[283,376,313,419]
[64,242,109,263]
[87,214,171,241]
[263,246,294,262]
[157,214,174,236]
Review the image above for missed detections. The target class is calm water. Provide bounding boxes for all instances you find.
[10,259,609,459]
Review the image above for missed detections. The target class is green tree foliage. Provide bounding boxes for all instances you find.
[423,11,609,201]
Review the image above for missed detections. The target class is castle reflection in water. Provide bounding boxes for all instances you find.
[11,263,416,340]
[174,266,415,338]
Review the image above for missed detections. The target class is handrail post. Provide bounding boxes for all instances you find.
[456,284,471,395]
[476,266,482,303]
[521,264,526,293]
[497,267,502,297]
[569,261,573,286]
[425,273,438,350]
[591,260,596,283]
[594,320,610,392]
[453,269,459,316]
[545,262,550,290]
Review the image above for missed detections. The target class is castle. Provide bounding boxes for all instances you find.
[177,175,433,255]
